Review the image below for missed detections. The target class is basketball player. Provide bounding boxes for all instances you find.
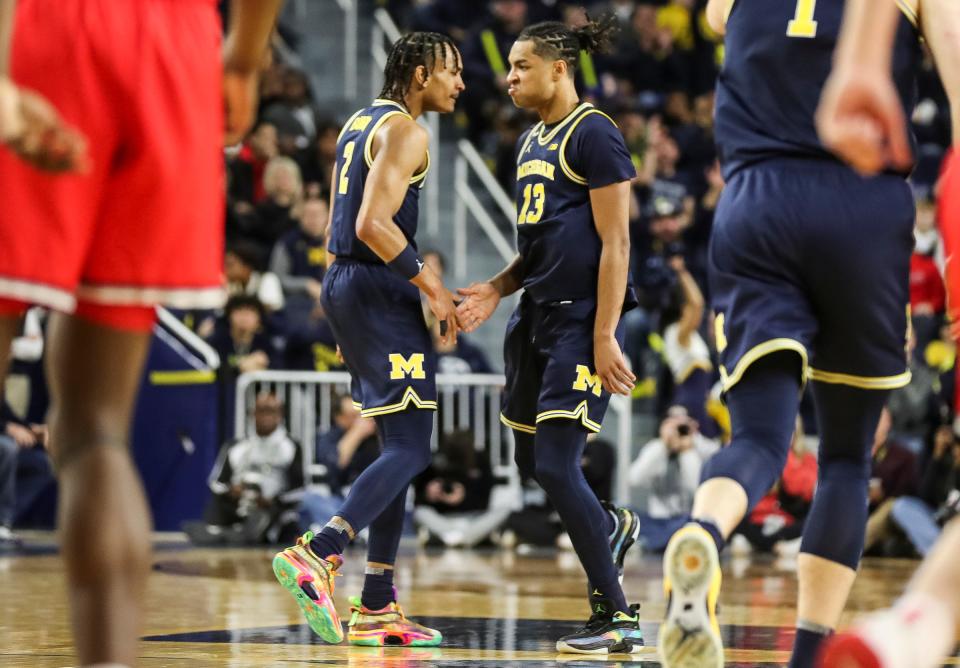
[815,1,960,666]
[455,16,644,654]
[656,0,926,665]
[0,1,282,666]
[272,33,463,647]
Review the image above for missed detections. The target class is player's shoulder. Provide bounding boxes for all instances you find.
[568,108,623,145]
[574,108,620,134]
[378,113,428,148]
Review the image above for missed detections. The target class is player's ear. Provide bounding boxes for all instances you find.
[414,64,430,90]
[553,59,566,81]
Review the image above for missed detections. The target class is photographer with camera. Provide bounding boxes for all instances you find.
[628,406,718,551]
[186,393,303,545]
[886,424,960,557]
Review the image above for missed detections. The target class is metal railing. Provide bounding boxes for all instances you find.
[452,139,517,280]
[332,0,359,100]
[370,8,440,235]
[234,370,633,505]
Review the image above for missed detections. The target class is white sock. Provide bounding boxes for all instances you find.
[858,592,955,668]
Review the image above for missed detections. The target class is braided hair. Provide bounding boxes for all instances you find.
[517,15,618,74]
[379,32,460,103]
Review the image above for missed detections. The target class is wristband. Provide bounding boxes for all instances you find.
[387,244,424,281]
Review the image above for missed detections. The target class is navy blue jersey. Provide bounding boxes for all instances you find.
[514,103,637,305]
[715,0,921,179]
[328,99,430,263]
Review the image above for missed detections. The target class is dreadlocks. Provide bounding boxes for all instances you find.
[517,14,618,73]
[379,32,460,103]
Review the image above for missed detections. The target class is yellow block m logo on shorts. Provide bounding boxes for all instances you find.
[389,353,426,380]
[572,365,602,397]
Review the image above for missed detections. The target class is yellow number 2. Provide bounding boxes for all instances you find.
[786,0,817,38]
[338,141,356,195]
[517,182,546,225]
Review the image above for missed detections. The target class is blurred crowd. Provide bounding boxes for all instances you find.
[2,1,959,562]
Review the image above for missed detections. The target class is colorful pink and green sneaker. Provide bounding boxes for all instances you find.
[346,596,442,647]
[273,531,344,643]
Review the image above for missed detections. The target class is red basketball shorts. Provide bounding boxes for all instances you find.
[0,0,225,329]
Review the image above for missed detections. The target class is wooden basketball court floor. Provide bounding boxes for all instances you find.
[1,532,954,667]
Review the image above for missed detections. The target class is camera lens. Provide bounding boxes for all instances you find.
[677,424,690,436]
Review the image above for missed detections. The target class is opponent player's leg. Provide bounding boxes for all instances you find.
[820,518,960,668]
[45,307,155,667]
[784,383,887,667]
[659,351,801,667]
[347,482,441,647]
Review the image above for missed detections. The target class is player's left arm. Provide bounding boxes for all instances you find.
[591,181,637,396]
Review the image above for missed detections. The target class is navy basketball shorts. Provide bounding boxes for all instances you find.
[710,158,915,392]
[500,295,626,434]
[321,260,437,417]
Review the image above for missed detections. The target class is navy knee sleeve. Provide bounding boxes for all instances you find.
[332,409,433,535]
[534,421,626,612]
[513,431,537,482]
[799,384,886,570]
[700,352,802,509]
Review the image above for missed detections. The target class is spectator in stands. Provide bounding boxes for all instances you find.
[300,395,381,533]
[632,194,685,319]
[910,193,945,355]
[864,407,920,555]
[189,393,303,545]
[298,118,341,197]
[1,397,51,546]
[888,330,942,452]
[430,312,495,375]
[660,255,711,427]
[888,424,960,556]
[612,2,685,101]
[460,0,528,141]
[261,67,318,152]
[731,419,817,555]
[414,430,507,548]
[246,156,304,254]
[409,0,487,43]
[207,295,274,440]
[283,300,340,371]
[229,120,278,207]
[628,405,718,551]
[225,242,285,313]
[316,395,380,494]
[270,197,328,304]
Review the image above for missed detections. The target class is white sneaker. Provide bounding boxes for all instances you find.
[0,525,16,541]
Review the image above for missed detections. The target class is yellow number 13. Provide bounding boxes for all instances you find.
[786,0,817,38]
[517,182,545,225]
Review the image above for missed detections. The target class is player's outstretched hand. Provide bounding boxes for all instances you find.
[427,287,460,346]
[595,335,635,396]
[0,80,89,173]
[456,282,501,333]
[816,62,912,175]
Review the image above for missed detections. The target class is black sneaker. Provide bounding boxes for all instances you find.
[556,598,644,654]
[604,501,641,582]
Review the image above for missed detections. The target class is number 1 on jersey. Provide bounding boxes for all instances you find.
[338,141,356,195]
[786,0,817,38]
